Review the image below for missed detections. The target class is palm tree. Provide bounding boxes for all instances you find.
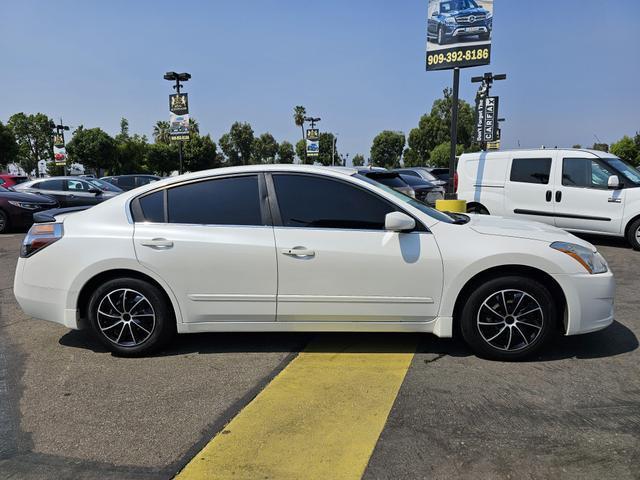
[188,118,200,135]
[293,106,306,162]
[153,121,170,144]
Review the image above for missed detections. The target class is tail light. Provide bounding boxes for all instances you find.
[454,172,459,193]
[20,223,64,258]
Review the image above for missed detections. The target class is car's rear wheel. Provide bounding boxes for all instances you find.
[460,276,556,361]
[0,209,9,234]
[626,218,640,251]
[467,204,489,215]
[87,277,174,356]
[438,26,446,45]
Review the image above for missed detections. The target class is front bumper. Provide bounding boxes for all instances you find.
[552,270,615,336]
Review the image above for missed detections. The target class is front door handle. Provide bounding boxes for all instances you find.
[555,191,562,203]
[140,238,174,250]
[281,247,315,258]
[546,190,552,202]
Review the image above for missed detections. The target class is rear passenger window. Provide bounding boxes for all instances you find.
[38,179,65,191]
[510,158,552,184]
[138,191,165,223]
[167,175,262,226]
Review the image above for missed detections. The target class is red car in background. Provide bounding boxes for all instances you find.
[0,174,29,189]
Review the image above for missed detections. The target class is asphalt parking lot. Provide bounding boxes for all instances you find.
[0,232,639,480]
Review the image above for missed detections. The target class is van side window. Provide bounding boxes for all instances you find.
[562,158,616,189]
[510,158,552,184]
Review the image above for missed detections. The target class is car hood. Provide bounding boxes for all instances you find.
[0,190,57,204]
[447,7,487,17]
[468,215,596,250]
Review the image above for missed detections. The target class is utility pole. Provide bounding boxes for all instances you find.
[164,71,191,174]
[331,133,338,166]
[472,72,506,150]
[447,67,460,199]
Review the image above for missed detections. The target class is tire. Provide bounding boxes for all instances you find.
[460,276,556,361]
[626,218,640,251]
[437,26,446,45]
[467,204,489,215]
[0,210,9,234]
[87,277,175,356]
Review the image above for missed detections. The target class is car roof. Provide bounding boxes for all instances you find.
[459,148,619,159]
[101,174,161,178]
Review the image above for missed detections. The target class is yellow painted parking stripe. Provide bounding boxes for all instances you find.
[175,337,416,480]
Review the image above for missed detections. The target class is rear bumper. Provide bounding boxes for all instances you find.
[13,259,79,329]
[552,271,615,336]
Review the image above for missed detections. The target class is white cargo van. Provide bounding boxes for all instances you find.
[457,149,640,249]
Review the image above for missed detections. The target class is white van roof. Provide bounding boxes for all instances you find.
[460,148,618,159]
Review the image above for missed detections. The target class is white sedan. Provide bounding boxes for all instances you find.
[13,165,615,360]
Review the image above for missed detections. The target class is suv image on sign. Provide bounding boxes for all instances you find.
[428,0,492,45]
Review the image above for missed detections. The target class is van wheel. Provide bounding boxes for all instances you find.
[87,277,175,356]
[460,276,556,361]
[626,218,640,251]
[0,210,9,234]
[467,204,489,215]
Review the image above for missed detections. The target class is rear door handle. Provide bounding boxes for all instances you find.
[546,190,552,202]
[140,238,174,250]
[281,247,315,257]
[555,191,562,203]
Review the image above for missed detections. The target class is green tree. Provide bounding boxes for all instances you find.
[189,118,200,135]
[253,133,279,164]
[66,126,117,175]
[352,153,365,167]
[114,118,148,174]
[407,89,476,165]
[370,131,405,168]
[610,136,639,166]
[592,143,609,152]
[146,143,177,176]
[402,148,423,167]
[277,141,295,164]
[429,142,464,168]
[219,122,255,166]
[183,134,218,172]
[293,106,307,162]
[7,112,53,174]
[0,121,18,169]
[317,132,339,166]
[572,144,582,149]
[153,121,171,145]
[295,139,308,164]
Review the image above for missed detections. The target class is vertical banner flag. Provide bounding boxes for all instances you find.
[306,129,320,158]
[169,93,190,141]
[426,0,494,71]
[53,133,67,166]
[475,96,499,143]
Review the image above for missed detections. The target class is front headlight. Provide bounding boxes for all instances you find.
[8,201,42,210]
[550,242,608,274]
[445,16,457,24]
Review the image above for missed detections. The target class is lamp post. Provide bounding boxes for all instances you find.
[472,72,506,150]
[163,71,191,174]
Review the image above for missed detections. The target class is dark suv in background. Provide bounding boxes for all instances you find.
[101,174,161,191]
[428,0,492,45]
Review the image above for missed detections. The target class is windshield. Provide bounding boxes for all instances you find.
[0,186,8,192]
[88,178,123,192]
[355,174,456,224]
[604,157,640,185]
[400,175,434,188]
[441,0,478,12]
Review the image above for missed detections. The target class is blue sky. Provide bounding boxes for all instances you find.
[1,0,638,162]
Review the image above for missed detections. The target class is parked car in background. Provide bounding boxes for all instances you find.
[394,167,446,187]
[398,174,445,206]
[101,174,162,191]
[457,148,640,249]
[15,177,122,208]
[425,167,451,183]
[0,174,30,190]
[14,164,614,361]
[427,0,492,45]
[357,168,415,198]
[0,185,57,233]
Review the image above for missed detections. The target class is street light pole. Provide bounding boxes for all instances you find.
[447,67,460,199]
[164,71,191,175]
[332,133,338,166]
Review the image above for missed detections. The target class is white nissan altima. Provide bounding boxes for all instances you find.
[14,165,615,360]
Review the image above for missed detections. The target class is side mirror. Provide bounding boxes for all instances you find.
[88,187,102,194]
[385,212,416,232]
[607,175,622,190]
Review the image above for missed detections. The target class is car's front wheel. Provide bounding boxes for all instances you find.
[87,277,174,356]
[626,217,640,251]
[460,276,556,360]
[437,26,446,45]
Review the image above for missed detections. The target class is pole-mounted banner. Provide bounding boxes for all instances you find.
[169,93,189,115]
[426,0,494,71]
[306,129,319,158]
[475,96,499,143]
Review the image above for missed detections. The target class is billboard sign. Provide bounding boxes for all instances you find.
[426,0,493,71]
[170,113,190,142]
[306,129,319,158]
[169,93,189,115]
[475,96,499,143]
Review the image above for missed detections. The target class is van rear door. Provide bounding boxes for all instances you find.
[504,152,558,226]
